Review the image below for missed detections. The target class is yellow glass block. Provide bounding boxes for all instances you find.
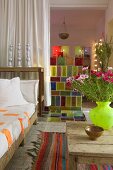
[56,82,65,90]
[50,66,57,77]
[66,97,71,107]
[61,66,67,77]
[61,46,69,57]
[75,46,83,56]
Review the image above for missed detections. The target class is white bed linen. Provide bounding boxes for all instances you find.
[6,103,36,118]
[0,134,8,158]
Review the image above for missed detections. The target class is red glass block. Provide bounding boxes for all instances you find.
[57,66,61,76]
[75,57,83,66]
[61,96,65,106]
[50,57,56,65]
[51,77,60,82]
[52,46,61,57]
[58,52,63,57]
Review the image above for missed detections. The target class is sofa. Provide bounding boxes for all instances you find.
[0,67,44,170]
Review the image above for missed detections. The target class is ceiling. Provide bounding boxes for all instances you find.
[50,9,105,30]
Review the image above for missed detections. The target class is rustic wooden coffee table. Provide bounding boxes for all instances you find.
[66,122,113,170]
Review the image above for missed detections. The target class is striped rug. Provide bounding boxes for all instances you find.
[27,132,113,170]
[35,132,69,170]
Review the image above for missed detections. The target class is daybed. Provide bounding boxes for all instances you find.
[0,67,44,170]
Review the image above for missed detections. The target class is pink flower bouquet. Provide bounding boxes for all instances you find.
[66,67,113,102]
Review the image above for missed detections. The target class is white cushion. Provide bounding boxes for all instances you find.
[0,77,28,107]
[20,80,39,105]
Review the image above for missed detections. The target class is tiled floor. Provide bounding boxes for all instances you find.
[5,101,96,170]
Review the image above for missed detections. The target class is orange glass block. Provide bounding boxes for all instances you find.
[51,91,60,96]
[66,57,74,65]
[56,82,65,91]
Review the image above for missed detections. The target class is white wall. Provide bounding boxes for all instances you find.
[105,0,113,67]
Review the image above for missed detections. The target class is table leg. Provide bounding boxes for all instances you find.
[69,155,77,170]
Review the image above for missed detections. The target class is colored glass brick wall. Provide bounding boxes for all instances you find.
[50,56,83,111]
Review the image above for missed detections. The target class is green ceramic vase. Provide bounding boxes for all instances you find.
[89,102,113,130]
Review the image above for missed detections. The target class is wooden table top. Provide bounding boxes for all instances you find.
[66,121,113,158]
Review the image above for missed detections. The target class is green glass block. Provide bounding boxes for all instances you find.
[61,66,67,77]
[57,57,65,65]
[76,96,82,107]
[50,66,57,77]
[67,66,72,77]
[60,91,71,96]
[51,96,56,106]
[56,82,65,90]
[72,66,78,76]
[66,97,71,107]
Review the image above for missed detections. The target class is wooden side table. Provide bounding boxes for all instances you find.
[66,122,113,170]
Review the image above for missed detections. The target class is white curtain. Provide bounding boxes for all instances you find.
[0,0,51,106]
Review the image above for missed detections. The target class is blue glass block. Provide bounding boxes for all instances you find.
[51,82,56,90]
[56,96,60,106]
[61,77,67,82]
[72,91,81,96]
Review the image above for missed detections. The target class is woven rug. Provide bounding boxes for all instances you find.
[27,132,69,170]
[27,131,113,170]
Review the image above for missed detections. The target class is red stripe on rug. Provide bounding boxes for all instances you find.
[58,133,63,170]
[35,132,49,170]
[51,133,59,170]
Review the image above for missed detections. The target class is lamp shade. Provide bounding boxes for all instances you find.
[59,33,69,40]
[59,17,69,40]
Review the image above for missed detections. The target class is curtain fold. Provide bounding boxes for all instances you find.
[0,0,51,106]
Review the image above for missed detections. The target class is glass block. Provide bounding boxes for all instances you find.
[51,96,56,106]
[50,66,57,77]
[75,46,83,56]
[57,66,61,76]
[72,66,78,76]
[78,66,83,74]
[61,66,67,77]
[66,57,74,65]
[72,97,76,106]
[52,46,61,57]
[57,57,65,65]
[61,91,71,96]
[71,91,81,96]
[61,46,69,57]
[61,77,67,82]
[56,96,60,106]
[61,96,65,106]
[56,82,65,90]
[66,97,71,107]
[51,77,60,82]
[76,96,82,107]
[51,82,56,90]
[50,57,56,65]
[75,58,83,66]
[67,66,72,77]
[51,91,60,96]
